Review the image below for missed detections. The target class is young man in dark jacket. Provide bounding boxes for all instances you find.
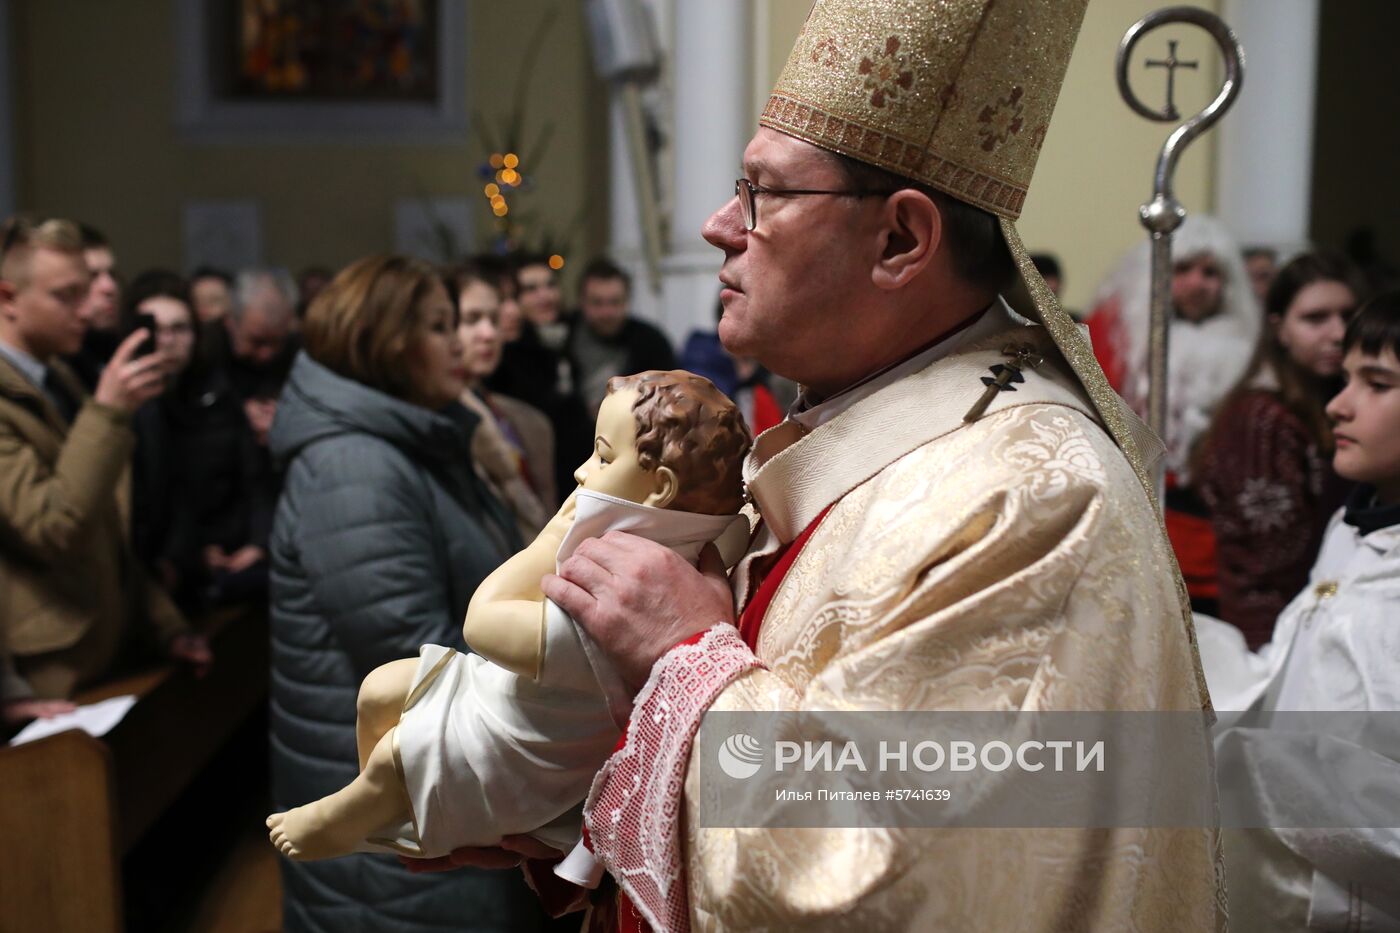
[567,257,677,417]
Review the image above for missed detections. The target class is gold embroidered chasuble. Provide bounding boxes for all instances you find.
[670,311,1228,930]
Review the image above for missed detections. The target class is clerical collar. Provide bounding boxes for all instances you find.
[0,337,48,393]
[789,298,1007,432]
[1342,485,1400,537]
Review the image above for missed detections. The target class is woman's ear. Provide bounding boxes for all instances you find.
[871,190,941,292]
[645,465,679,510]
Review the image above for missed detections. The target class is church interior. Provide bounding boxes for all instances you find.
[1,1,1396,931]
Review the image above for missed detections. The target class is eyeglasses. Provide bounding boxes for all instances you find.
[733,178,897,232]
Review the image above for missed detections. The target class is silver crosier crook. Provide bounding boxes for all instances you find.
[1116,7,1245,501]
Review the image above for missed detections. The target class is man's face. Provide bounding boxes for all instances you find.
[80,246,120,332]
[192,276,232,323]
[580,276,630,338]
[227,300,291,367]
[701,129,873,387]
[1171,253,1226,323]
[0,248,91,359]
[1327,345,1400,503]
[517,263,561,327]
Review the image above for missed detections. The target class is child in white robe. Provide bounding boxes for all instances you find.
[1196,292,1400,931]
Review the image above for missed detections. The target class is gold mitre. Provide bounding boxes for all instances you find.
[761,0,1085,218]
[760,0,1157,501]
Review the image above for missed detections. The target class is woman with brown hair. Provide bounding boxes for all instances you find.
[452,262,555,539]
[265,256,544,932]
[1198,251,1366,647]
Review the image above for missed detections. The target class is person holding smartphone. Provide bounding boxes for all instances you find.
[0,218,209,714]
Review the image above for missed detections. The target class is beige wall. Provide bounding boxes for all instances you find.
[760,0,1225,313]
[11,1,610,279]
[13,0,1251,308]
[1019,0,1222,313]
[762,0,813,115]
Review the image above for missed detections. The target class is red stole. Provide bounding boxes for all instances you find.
[737,506,833,650]
[747,384,784,436]
[600,506,835,932]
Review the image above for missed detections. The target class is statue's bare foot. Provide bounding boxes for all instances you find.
[267,729,411,861]
[266,803,362,861]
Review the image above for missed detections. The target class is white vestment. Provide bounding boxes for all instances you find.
[377,491,746,864]
[1198,513,1400,931]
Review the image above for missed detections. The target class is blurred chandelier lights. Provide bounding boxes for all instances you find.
[482,151,524,217]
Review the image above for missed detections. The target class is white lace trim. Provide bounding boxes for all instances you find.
[582,623,762,933]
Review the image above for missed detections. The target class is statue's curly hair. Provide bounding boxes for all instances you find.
[606,370,752,515]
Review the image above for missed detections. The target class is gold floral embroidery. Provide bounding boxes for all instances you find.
[977,86,1026,152]
[810,35,842,68]
[999,413,1107,500]
[859,36,914,109]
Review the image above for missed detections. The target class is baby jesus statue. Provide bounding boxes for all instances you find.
[266,370,751,874]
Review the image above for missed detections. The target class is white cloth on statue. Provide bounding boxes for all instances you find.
[1197,510,1400,931]
[382,490,748,861]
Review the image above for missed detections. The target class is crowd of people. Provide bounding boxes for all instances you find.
[0,219,789,929]
[1084,215,1399,647]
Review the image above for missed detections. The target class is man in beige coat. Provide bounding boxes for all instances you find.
[0,217,209,720]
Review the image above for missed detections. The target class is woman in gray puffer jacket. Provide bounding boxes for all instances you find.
[268,256,546,933]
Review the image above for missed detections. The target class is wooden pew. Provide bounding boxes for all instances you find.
[0,605,268,933]
[0,728,122,931]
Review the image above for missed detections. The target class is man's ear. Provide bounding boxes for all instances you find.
[871,190,941,292]
[644,465,679,510]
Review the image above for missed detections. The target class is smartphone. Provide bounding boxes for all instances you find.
[132,311,158,358]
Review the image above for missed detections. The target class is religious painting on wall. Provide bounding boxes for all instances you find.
[233,0,439,101]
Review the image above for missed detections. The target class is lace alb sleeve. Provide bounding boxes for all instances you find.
[582,623,762,933]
